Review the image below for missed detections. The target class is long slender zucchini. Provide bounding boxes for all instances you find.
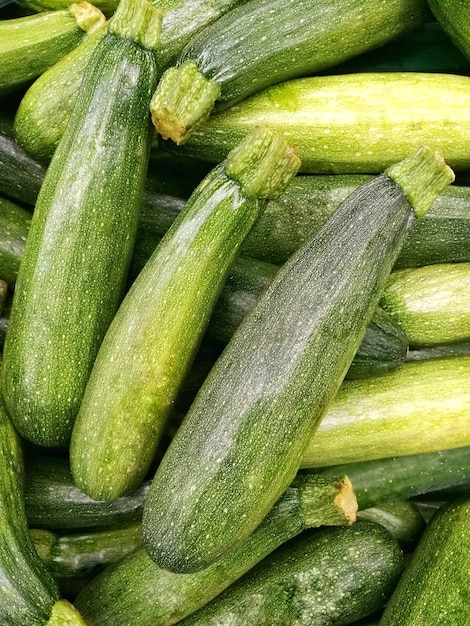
[75,473,356,626]
[301,356,470,468]
[14,0,248,162]
[380,499,470,625]
[141,148,453,573]
[0,196,31,287]
[172,72,470,173]
[2,0,163,447]
[70,127,300,501]
[180,523,404,626]
[0,2,105,95]
[381,262,470,346]
[150,0,427,144]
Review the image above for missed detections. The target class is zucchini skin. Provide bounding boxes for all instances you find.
[428,0,470,61]
[357,500,425,551]
[142,173,421,573]
[301,356,470,467]
[180,523,404,626]
[0,196,31,287]
[0,380,60,624]
[2,30,160,446]
[380,499,470,625]
[0,131,46,205]
[174,73,470,173]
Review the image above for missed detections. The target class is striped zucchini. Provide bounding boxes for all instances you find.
[2,0,163,447]
[150,0,427,143]
[141,147,453,573]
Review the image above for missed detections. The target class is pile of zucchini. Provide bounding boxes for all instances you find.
[1,0,470,623]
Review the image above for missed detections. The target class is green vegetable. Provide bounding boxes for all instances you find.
[0,197,31,288]
[380,499,470,625]
[0,131,46,205]
[150,0,427,143]
[2,0,163,447]
[0,2,105,95]
[301,356,470,467]
[357,500,425,550]
[180,523,404,626]
[70,127,300,501]
[428,0,470,60]
[141,147,453,574]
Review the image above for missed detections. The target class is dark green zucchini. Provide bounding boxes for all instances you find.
[357,500,425,551]
[171,72,470,173]
[0,196,31,287]
[75,473,356,625]
[2,0,163,447]
[24,456,150,529]
[380,499,470,625]
[180,523,404,626]
[70,127,300,501]
[381,262,470,346]
[0,2,105,95]
[0,280,7,316]
[0,131,46,205]
[142,147,453,573]
[428,0,470,61]
[407,338,470,361]
[301,356,470,468]
[150,0,427,143]
[14,0,248,162]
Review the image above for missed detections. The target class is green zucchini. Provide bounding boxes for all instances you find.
[141,148,453,573]
[14,0,248,162]
[357,500,425,551]
[380,499,470,625]
[24,456,150,529]
[150,0,427,144]
[0,280,7,316]
[70,127,300,501]
[0,2,105,95]
[75,473,356,626]
[2,0,162,447]
[180,523,404,626]
[428,0,470,60]
[381,262,470,346]
[0,130,46,205]
[0,196,31,287]
[407,339,470,361]
[301,356,470,468]
[172,72,470,173]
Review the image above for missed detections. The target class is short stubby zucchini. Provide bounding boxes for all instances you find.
[171,72,470,173]
[70,127,300,501]
[141,147,453,573]
[2,0,163,447]
[150,0,427,143]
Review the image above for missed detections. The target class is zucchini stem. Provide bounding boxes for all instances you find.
[109,0,162,50]
[70,2,106,34]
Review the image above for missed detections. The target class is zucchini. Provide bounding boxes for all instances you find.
[150,0,427,143]
[172,72,470,173]
[180,523,404,626]
[0,2,105,95]
[380,499,470,625]
[0,280,7,316]
[381,262,470,346]
[0,196,31,287]
[0,130,46,205]
[24,456,150,529]
[75,473,356,626]
[357,500,425,551]
[70,127,300,501]
[428,0,470,60]
[14,0,248,162]
[2,0,163,447]
[142,147,453,573]
[301,356,470,467]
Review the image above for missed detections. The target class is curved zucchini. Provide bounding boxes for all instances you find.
[150,0,427,143]
[2,0,162,447]
[0,197,31,287]
[180,523,404,626]
[70,127,300,501]
[381,262,470,346]
[357,500,425,551]
[74,473,356,625]
[0,2,105,95]
[14,0,247,162]
[428,0,470,60]
[380,499,470,625]
[301,356,470,467]
[141,148,453,573]
[172,72,470,173]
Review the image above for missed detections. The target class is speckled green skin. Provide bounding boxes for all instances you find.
[381,262,470,346]
[0,197,31,287]
[301,356,470,467]
[177,0,426,106]
[380,499,470,625]
[2,33,159,447]
[0,132,46,205]
[142,175,416,573]
[0,7,93,95]
[0,374,60,625]
[181,523,404,626]
[175,73,470,173]
[428,0,470,60]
